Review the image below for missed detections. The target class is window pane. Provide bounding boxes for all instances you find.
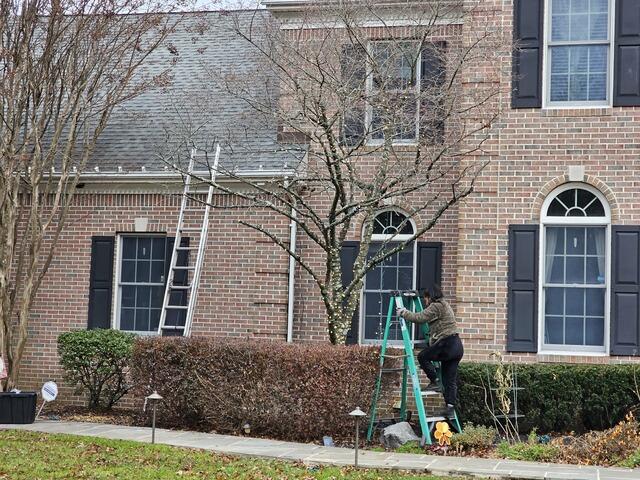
[135,309,150,332]
[382,268,398,290]
[137,286,151,308]
[366,266,381,289]
[585,317,605,345]
[586,288,605,316]
[570,74,588,101]
[586,227,604,254]
[586,257,605,283]
[548,256,565,283]
[552,14,570,41]
[549,47,608,102]
[136,261,150,283]
[364,317,381,340]
[120,308,135,331]
[545,316,564,344]
[589,14,608,40]
[122,260,136,283]
[371,94,417,141]
[591,0,608,12]
[566,316,584,345]
[365,295,384,316]
[573,0,589,13]
[553,0,570,14]
[152,238,166,260]
[122,238,137,260]
[566,288,584,315]
[151,286,164,308]
[566,257,585,283]
[545,287,564,315]
[566,227,585,255]
[137,238,151,260]
[570,14,590,40]
[548,198,568,216]
[398,268,413,290]
[151,261,165,284]
[150,309,161,331]
[546,227,565,255]
[121,287,135,308]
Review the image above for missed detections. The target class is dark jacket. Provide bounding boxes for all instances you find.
[401,299,458,345]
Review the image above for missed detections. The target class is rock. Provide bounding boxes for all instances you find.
[380,422,420,449]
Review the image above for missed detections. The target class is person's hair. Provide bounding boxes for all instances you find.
[422,285,443,302]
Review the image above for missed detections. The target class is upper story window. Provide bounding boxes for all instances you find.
[368,41,421,143]
[546,0,612,106]
[512,0,640,109]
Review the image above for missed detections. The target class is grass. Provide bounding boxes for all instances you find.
[0,430,469,480]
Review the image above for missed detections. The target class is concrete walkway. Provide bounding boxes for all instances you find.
[2,421,640,480]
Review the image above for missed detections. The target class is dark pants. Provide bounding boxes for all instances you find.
[417,334,464,406]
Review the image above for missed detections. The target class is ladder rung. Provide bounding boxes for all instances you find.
[381,354,409,359]
[165,305,189,309]
[169,285,192,290]
[381,368,405,373]
[426,416,447,422]
[176,246,198,250]
[173,266,195,270]
[179,227,202,232]
[421,390,442,396]
[161,325,185,330]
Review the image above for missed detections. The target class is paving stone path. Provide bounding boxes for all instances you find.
[2,421,640,479]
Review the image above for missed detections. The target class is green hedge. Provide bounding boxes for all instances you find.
[457,363,640,433]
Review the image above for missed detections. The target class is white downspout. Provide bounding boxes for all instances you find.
[286,195,298,343]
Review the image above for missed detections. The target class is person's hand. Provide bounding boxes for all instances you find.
[396,307,408,318]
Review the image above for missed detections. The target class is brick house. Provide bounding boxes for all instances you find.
[15,0,640,397]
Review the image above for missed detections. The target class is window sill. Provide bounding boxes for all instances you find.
[537,351,608,362]
[541,107,613,117]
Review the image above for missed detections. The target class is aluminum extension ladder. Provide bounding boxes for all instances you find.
[157,145,220,337]
[366,290,462,445]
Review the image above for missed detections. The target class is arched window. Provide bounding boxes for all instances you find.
[541,184,610,353]
[362,210,416,343]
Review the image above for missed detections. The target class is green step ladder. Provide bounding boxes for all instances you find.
[366,290,462,446]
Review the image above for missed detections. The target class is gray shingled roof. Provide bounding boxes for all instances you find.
[88,10,302,175]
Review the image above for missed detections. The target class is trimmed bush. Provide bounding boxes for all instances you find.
[58,329,136,409]
[130,338,392,442]
[458,362,640,434]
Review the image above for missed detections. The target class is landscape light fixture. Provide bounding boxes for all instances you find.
[349,407,367,468]
[144,391,163,444]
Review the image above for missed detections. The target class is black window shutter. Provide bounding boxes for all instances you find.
[512,0,543,108]
[163,237,190,332]
[341,241,360,345]
[614,0,640,106]
[88,236,115,329]
[340,45,367,146]
[507,225,539,352]
[611,226,640,355]
[416,242,443,292]
[420,44,447,144]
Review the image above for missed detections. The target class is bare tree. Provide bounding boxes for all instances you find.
[172,0,506,344]
[0,0,190,390]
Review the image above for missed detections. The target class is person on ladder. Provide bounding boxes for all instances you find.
[396,285,463,418]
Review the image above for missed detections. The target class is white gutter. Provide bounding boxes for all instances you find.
[286,196,298,343]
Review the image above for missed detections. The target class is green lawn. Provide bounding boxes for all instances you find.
[0,430,464,480]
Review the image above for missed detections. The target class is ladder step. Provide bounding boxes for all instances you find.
[173,266,195,270]
[426,416,447,422]
[179,227,203,232]
[176,246,199,250]
[421,390,442,396]
[381,354,409,359]
[381,368,405,373]
[165,305,189,309]
[161,325,185,330]
[169,285,192,290]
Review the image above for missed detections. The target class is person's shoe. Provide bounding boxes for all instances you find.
[445,404,456,418]
[424,380,442,392]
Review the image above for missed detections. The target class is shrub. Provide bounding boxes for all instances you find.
[130,338,394,442]
[458,363,640,434]
[556,413,640,466]
[497,440,560,462]
[58,329,136,410]
[451,423,496,453]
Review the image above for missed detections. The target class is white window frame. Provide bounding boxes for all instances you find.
[359,209,418,344]
[542,0,616,108]
[538,183,611,355]
[113,233,166,336]
[365,40,422,146]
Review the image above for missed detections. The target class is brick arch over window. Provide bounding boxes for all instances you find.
[531,175,619,222]
[352,203,424,239]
